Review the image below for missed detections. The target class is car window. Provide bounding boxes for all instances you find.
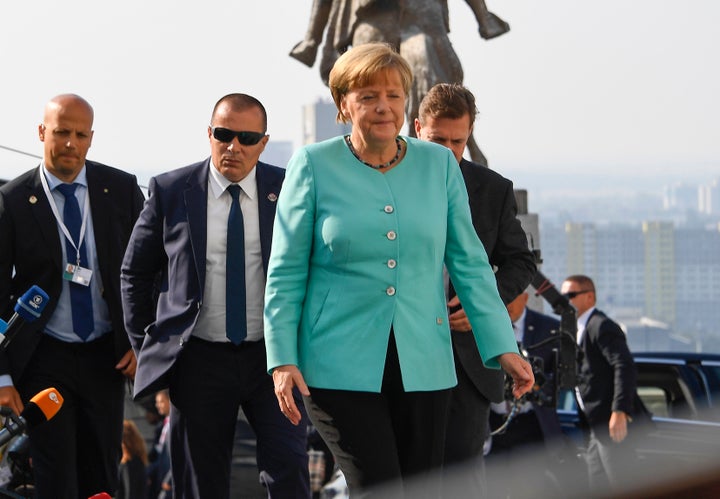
[700,363,720,400]
[638,386,668,418]
[636,363,698,419]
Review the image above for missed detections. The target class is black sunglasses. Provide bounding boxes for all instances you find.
[211,127,266,145]
[562,290,591,299]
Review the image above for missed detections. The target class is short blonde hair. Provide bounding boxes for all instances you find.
[329,43,413,123]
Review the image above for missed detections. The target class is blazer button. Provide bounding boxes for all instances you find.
[387,259,397,269]
[384,205,394,213]
[386,286,396,296]
[436,317,443,325]
[386,231,397,240]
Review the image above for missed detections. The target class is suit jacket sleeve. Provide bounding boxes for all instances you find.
[490,178,536,304]
[121,176,166,353]
[0,188,16,322]
[110,169,145,357]
[444,162,519,367]
[597,316,637,415]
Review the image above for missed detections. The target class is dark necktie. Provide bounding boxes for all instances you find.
[226,185,247,344]
[56,183,94,340]
[512,323,522,351]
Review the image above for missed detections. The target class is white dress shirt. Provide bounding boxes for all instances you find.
[576,306,596,345]
[192,163,265,342]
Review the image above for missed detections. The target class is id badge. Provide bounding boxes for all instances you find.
[63,263,93,286]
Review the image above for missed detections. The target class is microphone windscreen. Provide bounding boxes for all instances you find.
[22,387,64,429]
[14,285,50,322]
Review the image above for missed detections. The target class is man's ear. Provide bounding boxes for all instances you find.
[414,118,422,136]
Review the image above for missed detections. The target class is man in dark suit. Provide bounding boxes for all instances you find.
[121,93,310,499]
[561,274,647,490]
[0,94,144,498]
[488,291,563,453]
[415,83,536,494]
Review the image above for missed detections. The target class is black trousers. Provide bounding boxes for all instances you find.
[442,361,491,498]
[303,332,451,498]
[586,426,641,492]
[488,410,544,453]
[169,337,310,499]
[20,333,124,499]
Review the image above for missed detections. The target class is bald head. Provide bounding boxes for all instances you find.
[44,94,94,124]
[39,94,95,182]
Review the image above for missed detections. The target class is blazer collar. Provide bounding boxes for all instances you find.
[255,162,282,273]
[27,166,63,270]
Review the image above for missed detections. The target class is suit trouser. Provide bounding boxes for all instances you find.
[586,427,640,492]
[169,337,310,499]
[442,362,490,499]
[20,333,124,499]
[303,332,451,499]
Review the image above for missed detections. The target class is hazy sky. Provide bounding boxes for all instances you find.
[1,0,718,189]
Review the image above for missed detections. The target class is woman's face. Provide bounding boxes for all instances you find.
[340,69,406,146]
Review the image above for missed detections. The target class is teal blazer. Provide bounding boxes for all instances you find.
[264,136,518,392]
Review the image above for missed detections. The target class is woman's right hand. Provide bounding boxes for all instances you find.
[272,365,310,425]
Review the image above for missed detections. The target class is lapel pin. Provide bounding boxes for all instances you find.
[268,193,278,202]
[104,188,109,193]
[29,195,38,204]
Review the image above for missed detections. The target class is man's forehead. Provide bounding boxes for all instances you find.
[45,112,92,128]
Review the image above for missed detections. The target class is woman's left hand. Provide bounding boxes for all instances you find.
[498,353,535,399]
[272,365,310,425]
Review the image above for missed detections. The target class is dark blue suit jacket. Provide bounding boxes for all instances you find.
[121,159,284,399]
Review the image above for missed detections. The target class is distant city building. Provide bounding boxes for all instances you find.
[302,98,351,144]
[540,219,720,350]
[674,225,720,334]
[663,182,699,212]
[260,140,294,168]
[642,221,676,326]
[699,178,720,215]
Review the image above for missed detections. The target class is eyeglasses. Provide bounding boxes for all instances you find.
[211,127,266,145]
[562,290,592,299]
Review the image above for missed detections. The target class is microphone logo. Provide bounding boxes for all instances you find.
[49,391,60,404]
[31,294,44,310]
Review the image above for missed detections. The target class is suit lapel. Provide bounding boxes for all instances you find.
[184,162,209,288]
[86,162,112,281]
[458,159,481,194]
[255,162,281,274]
[581,309,600,349]
[27,167,64,271]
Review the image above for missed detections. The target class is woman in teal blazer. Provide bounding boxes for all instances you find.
[265,43,533,496]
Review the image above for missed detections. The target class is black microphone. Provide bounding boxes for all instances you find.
[0,285,50,350]
[0,387,64,446]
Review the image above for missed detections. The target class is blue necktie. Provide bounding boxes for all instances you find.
[56,183,94,340]
[226,185,247,344]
